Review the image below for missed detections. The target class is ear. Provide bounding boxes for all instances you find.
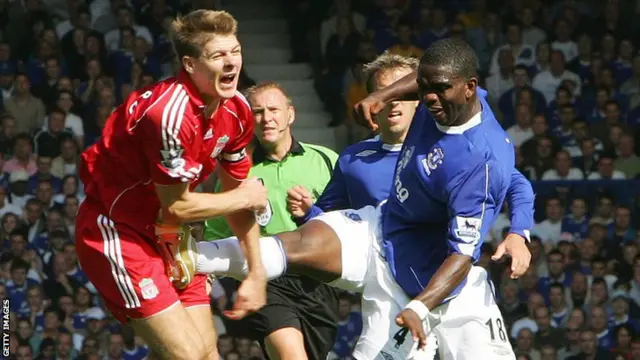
[465,77,478,100]
[288,105,295,126]
[182,56,196,74]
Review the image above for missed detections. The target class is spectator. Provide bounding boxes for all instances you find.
[614,134,640,179]
[3,134,37,176]
[551,18,578,64]
[0,186,22,218]
[533,50,582,104]
[466,11,504,72]
[520,115,559,163]
[533,197,565,246]
[500,280,528,331]
[33,107,74,158]
[514,328,541,360]
[562,197,589,240]
[548,282,571,325]
[611,206,635,245]
[541,149,584,180]
[27,156,62,195]
[588,154,626,180]
[50,138,79,179]
[4,74,46,135]
[387,22,423,59]
[46,90,85,148]
[620,54,640,110]
[558,319,583,359]
[315,15,361,126]
[572,138,601,178]
[498,65,547,123]
[611,323,635,357]
[507,103,535,147]
[533,305,566,350]
[566,329,610,360]
[590,305,615,350]
[320,0,366,55]
[417,7,449,50]
[104,6,153,52]
[511,292,545,339]
[489,22,536,76]
[486,47,515,104]
[519,7,546,47]
[523,135,555,180]
[610,291,640,331]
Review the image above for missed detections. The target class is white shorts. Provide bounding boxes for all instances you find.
[312,206,515,360]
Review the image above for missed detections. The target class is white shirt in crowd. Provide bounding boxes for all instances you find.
[552,40,578,63]
[43,113,85,137]
[532,219,563,246]
[541,168,584,180]
[507,125,534,147]
[532,70,582,104]
[587,171,626,180]
[522,26,546,47]
[485,74,514,104]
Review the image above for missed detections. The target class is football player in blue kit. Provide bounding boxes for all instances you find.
[181,40,532,359]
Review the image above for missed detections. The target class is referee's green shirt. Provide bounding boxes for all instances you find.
[204,139,338,239]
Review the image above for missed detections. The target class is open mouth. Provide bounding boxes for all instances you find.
[220,73,236,85]
[388,111,402,121]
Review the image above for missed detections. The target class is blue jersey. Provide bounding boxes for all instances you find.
[298,136,402,222]
[382,97,531,299]
[561,215,589,240]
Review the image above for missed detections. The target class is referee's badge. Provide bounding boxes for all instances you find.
[254,178,272,227]
[255,200,273,226]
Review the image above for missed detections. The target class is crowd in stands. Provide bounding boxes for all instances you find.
[3,0,640,359]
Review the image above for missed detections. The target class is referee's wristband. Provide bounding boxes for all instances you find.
[404,300,430,321]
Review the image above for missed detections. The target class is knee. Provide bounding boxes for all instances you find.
[171,341,210,360]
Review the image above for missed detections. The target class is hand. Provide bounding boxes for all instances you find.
[237,177,268,211]
[223,273,266,320]
[395,309,427,349]
[491,233,531,279]
[353,92,389,131]
[63,316,74,331]
[22,249,37,264]
[286,185,314,218]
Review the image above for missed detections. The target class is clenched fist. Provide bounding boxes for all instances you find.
[237,177,268,211]
[286,185,314,218]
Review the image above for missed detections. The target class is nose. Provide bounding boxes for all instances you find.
[423,92,440,106]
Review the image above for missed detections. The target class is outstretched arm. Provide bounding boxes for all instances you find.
[505,169,535,240]
[491,169,534,278]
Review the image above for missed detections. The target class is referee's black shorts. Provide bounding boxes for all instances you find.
[242,274,341,360]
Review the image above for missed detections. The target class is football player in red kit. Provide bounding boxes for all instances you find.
[75,10,267,360]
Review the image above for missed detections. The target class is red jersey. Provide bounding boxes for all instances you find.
[80,71,253,228]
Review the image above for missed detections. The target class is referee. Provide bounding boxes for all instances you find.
[204,82,340,360]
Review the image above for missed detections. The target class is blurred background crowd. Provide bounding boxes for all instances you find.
[2,0,640,359]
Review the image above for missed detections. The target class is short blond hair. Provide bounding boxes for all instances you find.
[363,51,419,93]
[244,82,292,107]
[170,10,237,59]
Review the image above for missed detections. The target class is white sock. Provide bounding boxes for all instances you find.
[195,236,287,280]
